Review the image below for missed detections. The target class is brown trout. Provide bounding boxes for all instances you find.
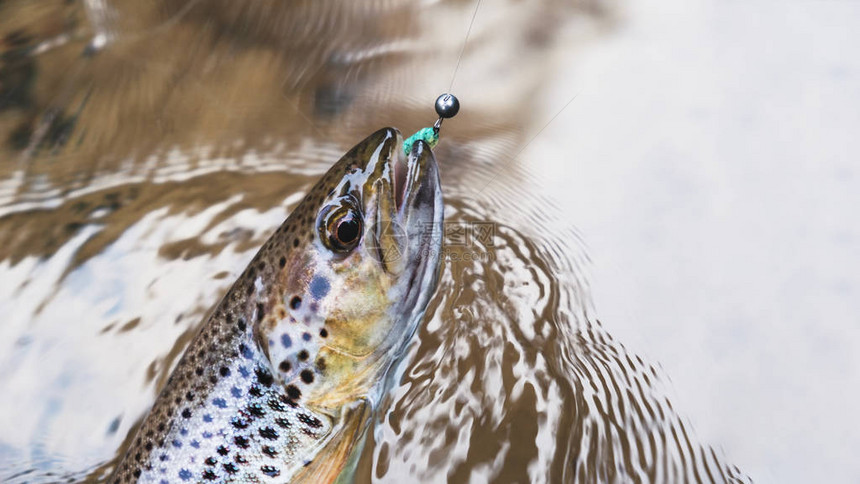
[111,128,443,483]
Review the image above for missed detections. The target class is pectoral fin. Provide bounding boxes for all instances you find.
[293,400,372,484]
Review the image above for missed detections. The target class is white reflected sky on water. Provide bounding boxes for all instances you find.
[0,197,290,467]
[531,0,860,482]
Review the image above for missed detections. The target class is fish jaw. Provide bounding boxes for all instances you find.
[390,139,444,346]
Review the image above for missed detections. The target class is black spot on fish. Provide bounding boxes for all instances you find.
[286,385,302,400]
[185,392,194,401]
[275,417,290,428]
[181,409,192,419]
[259,427,278,440]
[320,328,328,338]
[202,469,217,480]
[217,445,229,456]
[209,375,218,384]
[278,394,298,408]
[293,238,300,247]
[261,465,280,477]
[300,370,314,384]
[223,462,238,474]
[249,385,263,397]
[237,319,246,332]
[256,303,265,323]
[298,350,309,361]
[279,257,286,268]
[316,358,327,372]
[234,436,249,448]
[205,457,217,466]
[133,468,141,478]
[234,453,248,464]
[219,366,230,377]
[290,296,301,309]
[145,442,153,451]
[262,445,278,457]
[195,367,204,376]
[255,367,274,387]
[268,398,286,412]
[279,360,291,372]
[231,417,248,429]
[298,413,323,429]
[247,402,266,418]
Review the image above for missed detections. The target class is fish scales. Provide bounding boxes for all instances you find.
[111,128,444,483]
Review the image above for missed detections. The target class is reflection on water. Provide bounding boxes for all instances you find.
[0,0,747,482]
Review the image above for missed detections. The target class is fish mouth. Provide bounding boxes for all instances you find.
[364,128,442,275]
[393,136,442,222]
[393,137,443,333]
[365,127,439,216]
[363,127,443,339]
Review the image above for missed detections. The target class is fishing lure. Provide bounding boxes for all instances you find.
[403,93,461,154]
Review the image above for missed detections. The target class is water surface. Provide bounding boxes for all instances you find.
[0,1,747,482]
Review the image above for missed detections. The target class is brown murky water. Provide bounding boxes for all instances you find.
[0,0,749,482]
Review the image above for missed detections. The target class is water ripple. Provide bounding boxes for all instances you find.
[0,0,748,481]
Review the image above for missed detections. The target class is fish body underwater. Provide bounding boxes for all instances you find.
[111,128,444,483]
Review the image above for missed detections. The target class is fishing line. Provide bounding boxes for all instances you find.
[449,0,483,94]
[475,89,584,195]
[403,0,482,152]
[439,0,593,196]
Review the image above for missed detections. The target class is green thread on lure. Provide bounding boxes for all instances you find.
[403,127,439,154]
[403,93,460,155]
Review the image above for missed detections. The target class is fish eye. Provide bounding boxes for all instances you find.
[318,199,363,253]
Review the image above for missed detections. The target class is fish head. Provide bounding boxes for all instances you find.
[258,127,443,409]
